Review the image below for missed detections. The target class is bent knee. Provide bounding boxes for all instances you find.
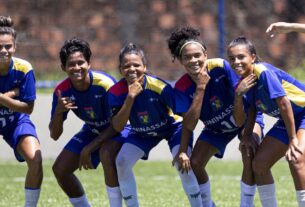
[252,157,270,175]
[289,158,305,172]
[190,156,204,170]
[100,148,116,164]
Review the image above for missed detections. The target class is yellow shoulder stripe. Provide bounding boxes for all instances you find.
[253,64,267,78]
[92,72,115,90]
[282,80,305,107]
[146,76,166,94]
[206,58,224,72]
[12,57,33,73]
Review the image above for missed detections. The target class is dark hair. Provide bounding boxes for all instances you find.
[119,42,147,68]
[227,36,261,63]
[59,37,92,66]
[167,26,207,61]
[0,16,17,39]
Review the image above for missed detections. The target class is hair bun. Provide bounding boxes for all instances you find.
[0,16,13,27]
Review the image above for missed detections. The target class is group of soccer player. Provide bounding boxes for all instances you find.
[1,14,305,207]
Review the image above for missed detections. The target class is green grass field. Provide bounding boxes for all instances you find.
[0,160,296,207]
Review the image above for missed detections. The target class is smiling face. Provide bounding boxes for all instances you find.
[120,53,146,84]
[227,44,256,78]
[0,34,15,64]
[61,51,90,89]
[180,43,207,75]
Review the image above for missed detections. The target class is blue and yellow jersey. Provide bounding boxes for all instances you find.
[175,58,244,133]
[246,62,305,119]
[0,57,36,132]
[51,70,116,133]
[108,74,182,137]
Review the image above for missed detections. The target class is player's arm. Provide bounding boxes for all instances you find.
[233,74,257,127]
[49,90,77,140]
[111,81,142,132]
[266,22,305,37]
[276,96,302,161]
[173,70,209,173]
[0,92,34,114]
[79,125,119,170]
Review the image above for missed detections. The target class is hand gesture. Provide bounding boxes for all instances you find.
[172,152,191,174]
[191,69,210,90]
[235,74,257,96]
[79,146,94,170]
[239,133,259,157]
[128,81,143,98]
[266,22,293,37]
[285,137,303,162]
[55,90,78,114]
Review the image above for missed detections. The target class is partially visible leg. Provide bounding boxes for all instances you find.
[100,139,123,207]
[240,124,262,207]
[288,129,305,206]
[17,136,43,207]
[190,140,218,207]
[252,136,286,207]
[116,143,144,207]
[52,149,90,207]
[171,145,202,207]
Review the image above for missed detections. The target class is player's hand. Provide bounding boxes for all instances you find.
[55,90,78,114]
[172,152,191,174]
[128,81,143,98]
[239,133,259,157]
[79,146,94,170]
[286,137,303,162]
[235,74,257,97]
[189,62,210,90]
[266,22,292,37]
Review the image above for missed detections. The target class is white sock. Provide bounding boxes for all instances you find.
[240,181,256,207]
[172,145,202,207]
[296,190,305,207]
[69,194,91,207]
[24,188,40,207]
[116,143,144,207]
[199,181,214,207]
[106,186,122,207]
[257,184,277,207]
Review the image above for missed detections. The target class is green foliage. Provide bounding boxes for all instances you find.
[0,160,296,207]
[288,60,305,82]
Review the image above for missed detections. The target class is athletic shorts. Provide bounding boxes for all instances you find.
[64,124,130,168]
[2,116,38,162]
[125,122,193,160]
[198,128,240,158]
[267,117,305,145]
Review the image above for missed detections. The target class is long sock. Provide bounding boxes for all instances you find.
[296,190,305,207]
[106,186,122,207]
[240,181,256,207]
[24,188,40,207]
[257,184,277,207]
[116,143,144,207]
[199,181,214,207]
[69,194,91,207]
[171,145,202,207]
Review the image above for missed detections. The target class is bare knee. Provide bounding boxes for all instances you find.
[190,156,204,171]
[252,156,270,176]
[100,148,116,165]
[26,153,43,174]
[289,158,305,173]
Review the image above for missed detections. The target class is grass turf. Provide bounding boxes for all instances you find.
[0,160,295,207]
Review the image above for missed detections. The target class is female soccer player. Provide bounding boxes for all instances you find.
[109,43,203,207]
[168,27,264,207]
[227,36,305,207]
[49,37,128,207]
[0,16,43,207]
[266,22,305,37]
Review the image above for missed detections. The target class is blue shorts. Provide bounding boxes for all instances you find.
[198,128,240,158]
[125,122,193,160]
[64,124,129,168]
[267,117,305,145]
[2,116,38,162]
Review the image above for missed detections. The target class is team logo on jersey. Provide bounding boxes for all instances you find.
[255,100,267,112]
[210,96,222,111]
[138,111,150,124]
[84,107,95,119]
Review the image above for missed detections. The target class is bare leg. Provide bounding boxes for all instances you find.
[52,149,84,197]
